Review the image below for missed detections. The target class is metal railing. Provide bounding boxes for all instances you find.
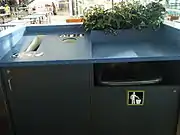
[0,24,16,32]
[168,3,180,9]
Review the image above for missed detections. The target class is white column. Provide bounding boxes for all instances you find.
[16,0,20,5]
[69,0,73,16]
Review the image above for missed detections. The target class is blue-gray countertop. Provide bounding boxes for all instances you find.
[0,22,180,67]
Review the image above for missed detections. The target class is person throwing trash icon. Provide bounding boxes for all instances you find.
[130,92,140,104]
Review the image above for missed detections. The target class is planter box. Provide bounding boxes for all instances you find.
[66,18,84,23]
[167,15,179,21]
[90,29,159,44]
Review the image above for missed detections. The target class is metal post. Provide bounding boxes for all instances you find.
[75,0,78,16]
[112,0,114,9]
[174,0,178,9]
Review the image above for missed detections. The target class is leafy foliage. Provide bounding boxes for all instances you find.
[83,0,166,34]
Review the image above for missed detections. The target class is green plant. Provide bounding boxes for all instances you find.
[145,1,166,29]
[83,0,166,34]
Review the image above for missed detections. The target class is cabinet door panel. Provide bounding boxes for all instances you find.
[92,86,179,135]
[4,64,92,135]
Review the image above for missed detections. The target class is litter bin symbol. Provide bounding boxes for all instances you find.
[136,99,141,104]
[127,91,144,106]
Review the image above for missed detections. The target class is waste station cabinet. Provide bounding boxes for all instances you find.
[0,61,179,135]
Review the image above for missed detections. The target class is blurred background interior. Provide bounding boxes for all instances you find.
[0,0,180,25]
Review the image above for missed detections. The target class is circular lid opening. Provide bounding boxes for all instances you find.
[62,37,77,43]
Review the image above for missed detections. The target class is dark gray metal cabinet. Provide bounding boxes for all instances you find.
[2,64,92,135]
[92,86,179,135]
[177,113,180,135]
[0,85,10,135]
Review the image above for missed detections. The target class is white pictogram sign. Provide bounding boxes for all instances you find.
[127,91,144,106]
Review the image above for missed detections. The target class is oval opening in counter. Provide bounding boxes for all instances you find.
[25,35,42,52]
[62,37,77,43]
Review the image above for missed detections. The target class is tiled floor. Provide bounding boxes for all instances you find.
[0,117,9,135]
[177,113,180,135]
[50,11,70,24]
